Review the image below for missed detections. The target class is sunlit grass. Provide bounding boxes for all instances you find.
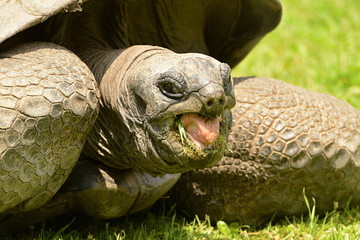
[8,197,360,239]
[232,0,360,109]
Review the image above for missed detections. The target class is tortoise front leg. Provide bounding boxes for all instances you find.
[59,159,180,219]
[0,42,99,218]
[0,159,180,233]
[172,77,360,224]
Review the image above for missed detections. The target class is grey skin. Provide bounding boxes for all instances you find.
[173,77,360,224]
[2,0,358,231]
[0,42,235,230]
[0,0,283,231]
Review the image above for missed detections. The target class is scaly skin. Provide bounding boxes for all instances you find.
[0,0,282,231]
[173,77,360,224]
[0,160,180,233]
[0,42,99,216]
[0,43,235,232]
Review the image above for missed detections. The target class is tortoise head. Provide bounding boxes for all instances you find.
[84,46,235,175]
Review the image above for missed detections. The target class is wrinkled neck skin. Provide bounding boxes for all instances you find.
[80,46,170,172]
[44,1,235,175]
[47,4,183,173]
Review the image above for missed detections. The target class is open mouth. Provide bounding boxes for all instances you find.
[147,111,229,173]
[174,113,225,154]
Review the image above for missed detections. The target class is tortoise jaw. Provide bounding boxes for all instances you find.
[175,113,221,150]
[143,111,227,173]
[170,113,227,158]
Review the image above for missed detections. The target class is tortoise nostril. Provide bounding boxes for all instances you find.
[207,100,214,107]
[219,98,225,106]
[205,94,225,110]
[199,85,226,117]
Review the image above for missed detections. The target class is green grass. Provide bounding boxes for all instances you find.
[8,196,360,239]
[9,0,360,239]
[176,118,188,145]
[232,0,360,109]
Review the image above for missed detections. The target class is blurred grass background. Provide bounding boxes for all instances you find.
[11,0,360,239]
[233,0,360,109]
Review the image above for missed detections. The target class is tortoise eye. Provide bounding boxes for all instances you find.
[158,78,184,99]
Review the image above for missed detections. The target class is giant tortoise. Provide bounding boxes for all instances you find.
[1,0,359,233]
[0,0,281,231]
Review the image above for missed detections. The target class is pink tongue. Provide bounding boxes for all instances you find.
[180,113,220,149]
